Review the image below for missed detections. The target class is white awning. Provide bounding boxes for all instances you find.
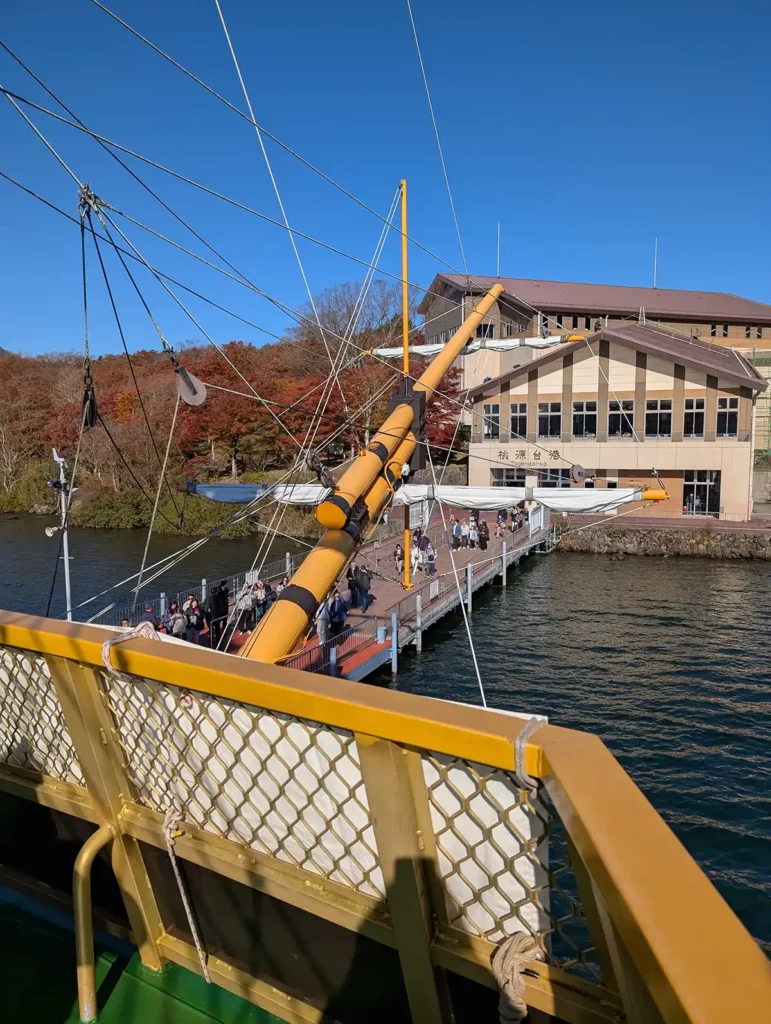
[265,482,645,514]
[372,335,563,358]
[393,484,644,514]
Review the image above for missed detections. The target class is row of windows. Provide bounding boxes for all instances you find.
[539,314,766,340]
[710,323,764,339]
[482,396,740,440]
[427,321,525,345]
[543,313,594,332]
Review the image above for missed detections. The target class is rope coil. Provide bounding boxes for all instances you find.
[99,623,211,983]
[492,932,541,1023]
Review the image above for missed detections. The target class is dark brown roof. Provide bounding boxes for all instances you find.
[467,323,767,401]
[418,273,771,324]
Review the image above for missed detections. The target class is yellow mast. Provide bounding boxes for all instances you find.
[241,282,504,664]
[401,179,412,591]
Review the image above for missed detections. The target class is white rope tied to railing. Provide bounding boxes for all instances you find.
[163,806,211,983]
[492,932,541,1022]
[514,717,545,791]
[100,619,159,673]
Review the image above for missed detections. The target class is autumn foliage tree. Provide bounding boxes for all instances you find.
[0,279,462,526]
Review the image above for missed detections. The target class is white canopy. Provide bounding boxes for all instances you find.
[266,482,645,514]
[393,484,643,513]
[372,335,563,358]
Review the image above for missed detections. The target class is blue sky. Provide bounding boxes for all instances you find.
[2,0,770,356]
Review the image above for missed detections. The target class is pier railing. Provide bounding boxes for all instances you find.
[0,611,768,1023]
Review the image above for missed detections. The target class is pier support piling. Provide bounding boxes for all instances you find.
[502,542,507,586]
[415,595,423,653]
[201,578,207,602]
[285,551,292,576]
[466,563,472,614]
[160,592,167,616]
[329,645,338,677]
[391,612,398,675]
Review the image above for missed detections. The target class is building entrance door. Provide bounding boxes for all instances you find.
[683,470,721,516]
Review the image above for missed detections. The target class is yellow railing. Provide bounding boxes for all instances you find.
[0,610,768,1023]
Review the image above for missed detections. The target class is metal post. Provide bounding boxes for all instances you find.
[74,823,115,1023]
[285,551,292,576]
[160,592,167,617]
[401,179,412,595]
[415,594,423,654]
[201,578,207,602]
[502,541,507,586]
[466,563,472,614]
[391,611,398,675]
[329,645,338,678]
[356,737,452,1024]
[52,449,73,621]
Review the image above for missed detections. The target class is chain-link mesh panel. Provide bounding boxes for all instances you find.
[0,646,84,785]
[100,673,384,898]
[422,751,599,982]
[422,752,550,943]
[540,789,601,982]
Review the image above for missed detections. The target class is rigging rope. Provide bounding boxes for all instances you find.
[84,203,182,515]
[134,395,181,611]
[491,932,541,1023]
[80,7,465,277]
[426,442,488,707]
[405,0,469,278]
[212,0,348,419]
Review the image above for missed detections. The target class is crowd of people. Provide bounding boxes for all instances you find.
[125,505,532,654]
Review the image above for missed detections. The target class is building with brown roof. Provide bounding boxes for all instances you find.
[418,273,771,345]
[466,323,766,519]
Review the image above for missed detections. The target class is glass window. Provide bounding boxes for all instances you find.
[572,315,579,330]
[503,322,517,338]
[572,400,597,437]
[537,468,571,488]
[555,314,563,329]
[722,323,729,338]
[645,398,672,437]
[584,316,591,331]
[710,323,717,337]
[716,396,738,437]
[684,397,705,437]
[758,327,764,340]
[608,400,635,437]
[538,401,562,438]
[683,469,721,516]
[607,479,618,489]
[483,402,500,439]
[476,323,495,339]
[745,325,752,339]
[492,468,527,486]
[510,402,527,439]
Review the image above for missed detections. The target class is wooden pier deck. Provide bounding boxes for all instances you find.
[281,508,553,680]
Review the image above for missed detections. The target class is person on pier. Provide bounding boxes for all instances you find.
[426,542,437,576]
[461,519,470,548]
[478,519,490,552]
[347,561,359,609]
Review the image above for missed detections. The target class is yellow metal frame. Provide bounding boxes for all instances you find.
[0,610,769,1024]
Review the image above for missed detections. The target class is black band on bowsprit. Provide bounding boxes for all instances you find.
[343,521,361,543]
[276,585,319,619]
[367,441,389,463]
[325,493,351,519]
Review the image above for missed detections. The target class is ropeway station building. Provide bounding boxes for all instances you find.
[465,322,765,519]
[412,276,771,519]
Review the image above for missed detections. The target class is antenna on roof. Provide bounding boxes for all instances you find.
[496,222,501,278]
[653,236,658,288]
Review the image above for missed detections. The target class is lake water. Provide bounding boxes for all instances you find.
[2,514,769,949]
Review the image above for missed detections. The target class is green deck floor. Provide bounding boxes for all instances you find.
[0,903,285,1024]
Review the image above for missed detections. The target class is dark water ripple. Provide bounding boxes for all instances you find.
[380,552,771,951]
